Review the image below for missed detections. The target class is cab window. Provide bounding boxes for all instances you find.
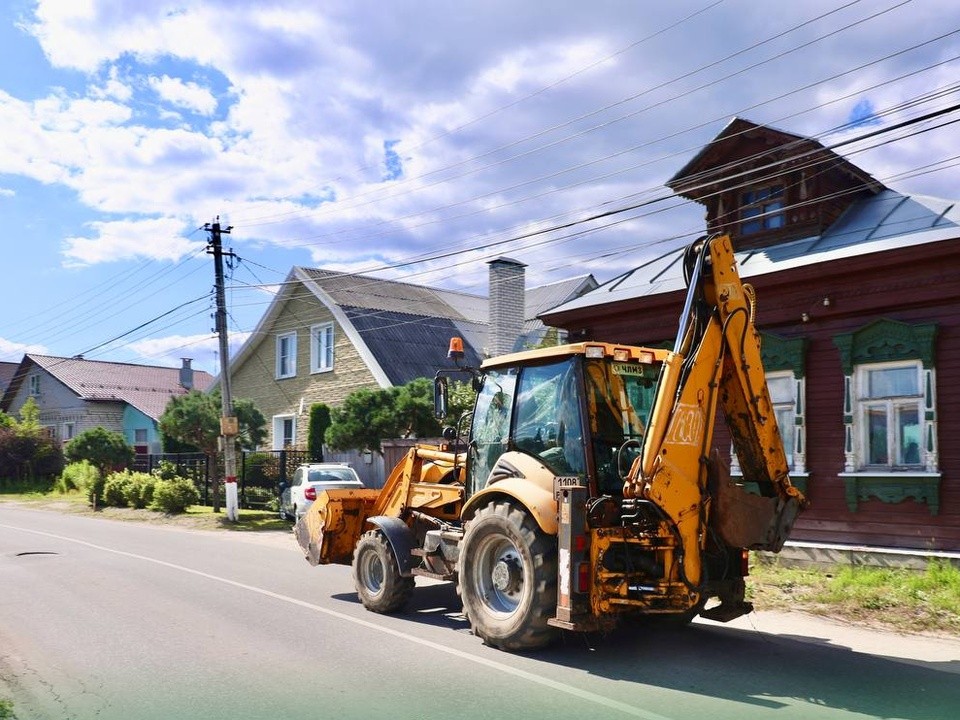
[512,358,585,477]
[467,367,517,497]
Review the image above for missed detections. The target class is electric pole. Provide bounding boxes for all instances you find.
[206,217,239,521]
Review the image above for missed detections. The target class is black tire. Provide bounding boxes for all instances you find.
[353,530,415,614]
[457,500,558,651]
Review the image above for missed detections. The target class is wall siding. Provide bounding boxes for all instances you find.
[230,288,382,449]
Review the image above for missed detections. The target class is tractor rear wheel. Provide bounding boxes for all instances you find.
[457,500,557,651]
[353,530,414,613]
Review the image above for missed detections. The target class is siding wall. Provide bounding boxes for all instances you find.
[230,289,382,449]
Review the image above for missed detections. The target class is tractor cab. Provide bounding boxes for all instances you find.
[456,343,668,501]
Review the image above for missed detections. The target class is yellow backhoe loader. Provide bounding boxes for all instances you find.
[295,234,807,651]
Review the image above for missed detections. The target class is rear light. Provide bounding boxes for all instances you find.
[585,345,605,358]
[638,350,656,364]
[740,549,750,576]
[304,487,317,501]
[613,348,630,361]
[576,562,590,593]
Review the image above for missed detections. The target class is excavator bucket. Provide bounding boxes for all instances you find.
[708,450,803,552]
[294,488,381,566]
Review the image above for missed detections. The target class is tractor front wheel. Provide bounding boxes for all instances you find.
[353,530,414,614]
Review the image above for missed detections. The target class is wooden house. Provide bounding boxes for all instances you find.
[543,118,960,551]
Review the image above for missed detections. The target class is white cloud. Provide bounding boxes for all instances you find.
[149,75,217,116]
[62,217,207,266]
[0,337,48,362]
[128,331,251,374]
[0,188,14,197]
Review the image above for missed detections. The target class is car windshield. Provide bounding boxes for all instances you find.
[307,468,357,483]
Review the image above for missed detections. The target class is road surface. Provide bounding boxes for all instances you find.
[1,504,958,720]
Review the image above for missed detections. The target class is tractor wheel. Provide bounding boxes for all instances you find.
[457,500,557,651]
[353,530,414,614]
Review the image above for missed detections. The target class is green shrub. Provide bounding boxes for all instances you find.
[124,472,157,509]
[151,477,200,514]
[86,472,107,507]
[102,471,133,507]
[55,460,100,494]
[243,485,279,512]
[151,460,181,481]
[0,696,15,719]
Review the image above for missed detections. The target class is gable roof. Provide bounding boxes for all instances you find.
[667,116,883,199]
[0,355,215,421]
[542,189,960,319]
[230,267,598,387]
[0,361,17,397]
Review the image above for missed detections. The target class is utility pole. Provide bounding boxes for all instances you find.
[206,217,239,521]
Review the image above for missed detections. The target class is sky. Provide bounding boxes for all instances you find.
[1,0,958,376]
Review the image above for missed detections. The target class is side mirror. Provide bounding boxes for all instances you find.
[278,481,287,493]
[434,375,449,419]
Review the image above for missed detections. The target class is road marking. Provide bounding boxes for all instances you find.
[1,522,673,720]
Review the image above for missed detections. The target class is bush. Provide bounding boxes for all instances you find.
[243,485,279,511]
[55,460,100,494]
[86,473,107,508]
[125,472,157,509]
[151,477,200,514]
[103,471,133,507]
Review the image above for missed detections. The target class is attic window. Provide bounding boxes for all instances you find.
[740,184,784,235]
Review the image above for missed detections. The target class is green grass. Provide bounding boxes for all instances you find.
[0,697,14,719]
[749,557,960,635]
[0,487,289,532]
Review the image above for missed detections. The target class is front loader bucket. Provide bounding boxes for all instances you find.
[295,488,380,566]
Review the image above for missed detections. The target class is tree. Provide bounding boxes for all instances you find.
[64,427,133,478]
[325,378,477,454]
[308,403,331,460]
[326,387,399,453]
[158,390,266,512]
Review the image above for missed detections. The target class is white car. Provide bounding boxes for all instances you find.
[279,463,364,520]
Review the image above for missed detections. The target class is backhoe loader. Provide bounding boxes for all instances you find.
[295,234,806,651]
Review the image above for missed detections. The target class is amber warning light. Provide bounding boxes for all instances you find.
[448,337,465,362]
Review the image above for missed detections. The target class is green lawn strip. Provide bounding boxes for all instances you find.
[749,557,960,635]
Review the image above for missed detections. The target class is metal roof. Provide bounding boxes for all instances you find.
[5,355,215,421]
[545,190,959,316]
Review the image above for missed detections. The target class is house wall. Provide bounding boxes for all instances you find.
[5,367,124,444]
[122,405,162,454]
[547,240,960,550]
[230,290,381,449]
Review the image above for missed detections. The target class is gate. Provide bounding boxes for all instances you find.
[239,449,321,510]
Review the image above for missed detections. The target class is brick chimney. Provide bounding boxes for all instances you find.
[179,358,194,390]
[487,257,526,357]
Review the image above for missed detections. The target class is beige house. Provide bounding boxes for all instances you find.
[227,262,596,450]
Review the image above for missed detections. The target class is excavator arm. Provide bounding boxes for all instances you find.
[625,234,806,587]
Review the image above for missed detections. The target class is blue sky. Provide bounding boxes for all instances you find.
[1,0,959,375]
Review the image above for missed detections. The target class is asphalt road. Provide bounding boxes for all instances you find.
[1,505,958,720]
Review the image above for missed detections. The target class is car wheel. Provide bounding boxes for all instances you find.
[457,500,558,651]
[353,530,415,614]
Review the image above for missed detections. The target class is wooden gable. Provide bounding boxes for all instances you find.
[668,118,885,250]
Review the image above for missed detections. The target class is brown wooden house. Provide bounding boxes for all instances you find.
[543,118,960,552]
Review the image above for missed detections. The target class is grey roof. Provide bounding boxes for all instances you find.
[344,309,485,385]
[0,362,17,396]
[2,355,214,421]
[299,268,486,322]
[545,190,960,316]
